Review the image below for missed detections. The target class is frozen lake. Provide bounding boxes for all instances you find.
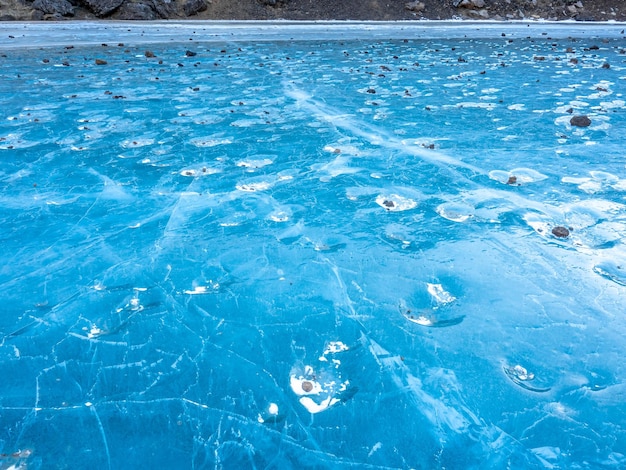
[1,21,626,469]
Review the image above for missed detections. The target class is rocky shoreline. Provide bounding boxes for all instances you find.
[0,0,624,23]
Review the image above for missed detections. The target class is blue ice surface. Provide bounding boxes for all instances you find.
[0,20,626,469]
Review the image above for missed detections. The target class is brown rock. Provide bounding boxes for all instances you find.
[570,115,591,127]
[551,226,570,238]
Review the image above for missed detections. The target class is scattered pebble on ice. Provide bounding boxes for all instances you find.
[376,194,417,211]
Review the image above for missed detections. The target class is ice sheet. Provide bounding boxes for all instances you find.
[1,22,625,469]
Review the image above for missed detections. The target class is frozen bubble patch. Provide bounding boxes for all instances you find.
[0,133,38,149]
[375,194,417,212]
[489,168,548,185]
[120,137,154,148]
[400,308,465,328]
[189,136,233,147]
[289,340,355,414]
[268,210,290,222]
[507,104,526,111]
[562,171,625,194]
[436,202,475,223]
[257,402,284,424]
[236,157,274,169]
[179,166,221,177]
[427,283,456,306]
[399,283,464,328]
[236,180,273,192]
[503,364,551,393]
[593,260,626,286]
[183,281,220,295]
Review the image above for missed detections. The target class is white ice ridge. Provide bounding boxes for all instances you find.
[284,85,485,178]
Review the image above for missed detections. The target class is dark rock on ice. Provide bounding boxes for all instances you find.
[570,115,591,127]
[551,226,570,238]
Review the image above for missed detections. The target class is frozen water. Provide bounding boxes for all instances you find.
[1,21,626,469]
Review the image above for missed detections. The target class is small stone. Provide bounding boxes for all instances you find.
[301,381,313,392]
[551,226,570,238]
[570,115,591,127]
[95,59,107,65]
[567,5,578,14]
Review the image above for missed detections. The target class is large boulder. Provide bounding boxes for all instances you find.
[116,1,157,19]
[32,0,75,16]
[183,0,207,16]
[149,0,179,17]
[82,0,124,16]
